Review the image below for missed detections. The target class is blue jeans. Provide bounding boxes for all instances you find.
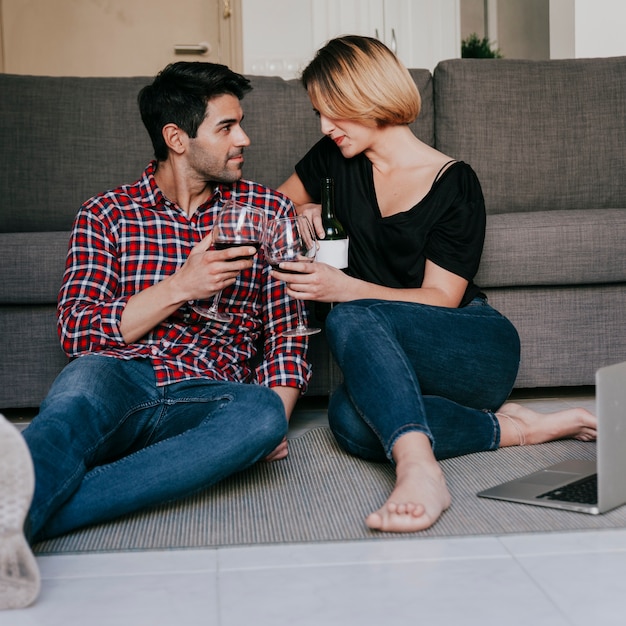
[325,298,520,463]
[23,355,287,541]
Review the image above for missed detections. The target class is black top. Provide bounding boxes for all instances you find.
[295,136,486,306]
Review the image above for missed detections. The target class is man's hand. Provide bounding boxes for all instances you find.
[119,232,256,342]
[264,437,289,462]
[177,232,256,303]
[265,386,300,462]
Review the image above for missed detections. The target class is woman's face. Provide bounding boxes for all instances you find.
[318,113,375,158]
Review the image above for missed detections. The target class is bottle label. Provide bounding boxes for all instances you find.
[316,238,349,269]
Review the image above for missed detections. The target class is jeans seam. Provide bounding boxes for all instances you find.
[484,409,501,449]
[81,392,241,480]
[143,393,233,446]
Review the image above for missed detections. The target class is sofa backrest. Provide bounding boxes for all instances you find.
[0,68,434,233]
[0,75,153,233]
[433,57,626,214]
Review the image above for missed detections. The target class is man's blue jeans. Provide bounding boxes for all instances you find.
[23,355,287,541]
[325,298,521,462]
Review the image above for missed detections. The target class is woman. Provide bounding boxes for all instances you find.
[276,35,596,533]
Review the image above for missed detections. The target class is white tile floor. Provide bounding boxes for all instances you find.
[5,390,626,626]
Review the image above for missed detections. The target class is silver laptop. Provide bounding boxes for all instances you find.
[477,360,626,515]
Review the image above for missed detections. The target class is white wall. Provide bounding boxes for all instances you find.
[549,0,575,59]
[241,0,626,79]
[241,0,314,77]
[540,0,626,60]
[574,0,626,57]
[241,0,460,78]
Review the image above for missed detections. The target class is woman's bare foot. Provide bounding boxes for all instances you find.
[366,433,451,533]
[497,402,597,447]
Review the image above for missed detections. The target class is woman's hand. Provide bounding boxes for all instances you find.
[271,260,351,304]
[272,258,469,309]
[295,202,325,239]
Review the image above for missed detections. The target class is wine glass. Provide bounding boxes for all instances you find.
[264,215,321,337]
[190,199,266,321]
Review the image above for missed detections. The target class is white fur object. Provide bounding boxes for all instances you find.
[0,414,40,610]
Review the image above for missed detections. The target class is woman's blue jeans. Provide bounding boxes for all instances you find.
[325,298,521,463]
[23,355,287,541]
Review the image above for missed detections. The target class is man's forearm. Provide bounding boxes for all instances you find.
[119,273,187,343]
[271,385,301,422]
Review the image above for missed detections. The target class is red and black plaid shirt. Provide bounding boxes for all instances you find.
[57,161,311,391]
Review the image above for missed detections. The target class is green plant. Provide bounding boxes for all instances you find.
[461,33,503,58]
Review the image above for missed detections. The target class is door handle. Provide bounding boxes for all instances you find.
[174,42,211,55]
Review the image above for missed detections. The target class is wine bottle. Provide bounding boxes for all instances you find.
[314,178,348,324]
[316,177,348,269]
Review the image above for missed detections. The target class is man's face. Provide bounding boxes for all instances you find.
[185,93,251,184]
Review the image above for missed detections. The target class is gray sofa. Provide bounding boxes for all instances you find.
[1,57,626,410]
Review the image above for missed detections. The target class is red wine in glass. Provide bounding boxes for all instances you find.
[264,215,321,337]
[189,200,266,321]
[215,240,261,261]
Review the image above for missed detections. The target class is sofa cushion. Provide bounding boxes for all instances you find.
[408,69,435,146]
[0,232,69,303]
[476,209,626,288]
[240,75,324,191]
[484,284,626,388]
[0,74,154,233]
[0,305,69,408]
[434,58,626,215]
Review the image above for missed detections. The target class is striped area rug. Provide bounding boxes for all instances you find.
[33,427,624,554]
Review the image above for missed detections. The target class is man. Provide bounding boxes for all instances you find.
[0,61,310,610]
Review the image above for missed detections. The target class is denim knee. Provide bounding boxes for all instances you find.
[249,385,289,444]
[325,300,378,354]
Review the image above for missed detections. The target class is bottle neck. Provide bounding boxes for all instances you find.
[321,179,335,220]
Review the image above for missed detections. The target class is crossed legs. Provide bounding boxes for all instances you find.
[325,299,597,533]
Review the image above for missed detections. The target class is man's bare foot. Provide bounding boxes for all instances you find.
[497,402,597,447]
[366,457,451,533]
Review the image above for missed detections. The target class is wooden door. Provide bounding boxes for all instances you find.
[0,0,242,76]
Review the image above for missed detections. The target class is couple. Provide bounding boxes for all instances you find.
[0,36,596,610]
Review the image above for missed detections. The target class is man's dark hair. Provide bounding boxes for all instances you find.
[138,61,252,161]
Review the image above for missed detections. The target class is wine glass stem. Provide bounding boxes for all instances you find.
[208,290,223,314]
[295,298,306,329]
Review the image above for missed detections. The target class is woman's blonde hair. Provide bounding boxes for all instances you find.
[301,35,421,126]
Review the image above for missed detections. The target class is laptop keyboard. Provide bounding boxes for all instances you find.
[538,474,598,505]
